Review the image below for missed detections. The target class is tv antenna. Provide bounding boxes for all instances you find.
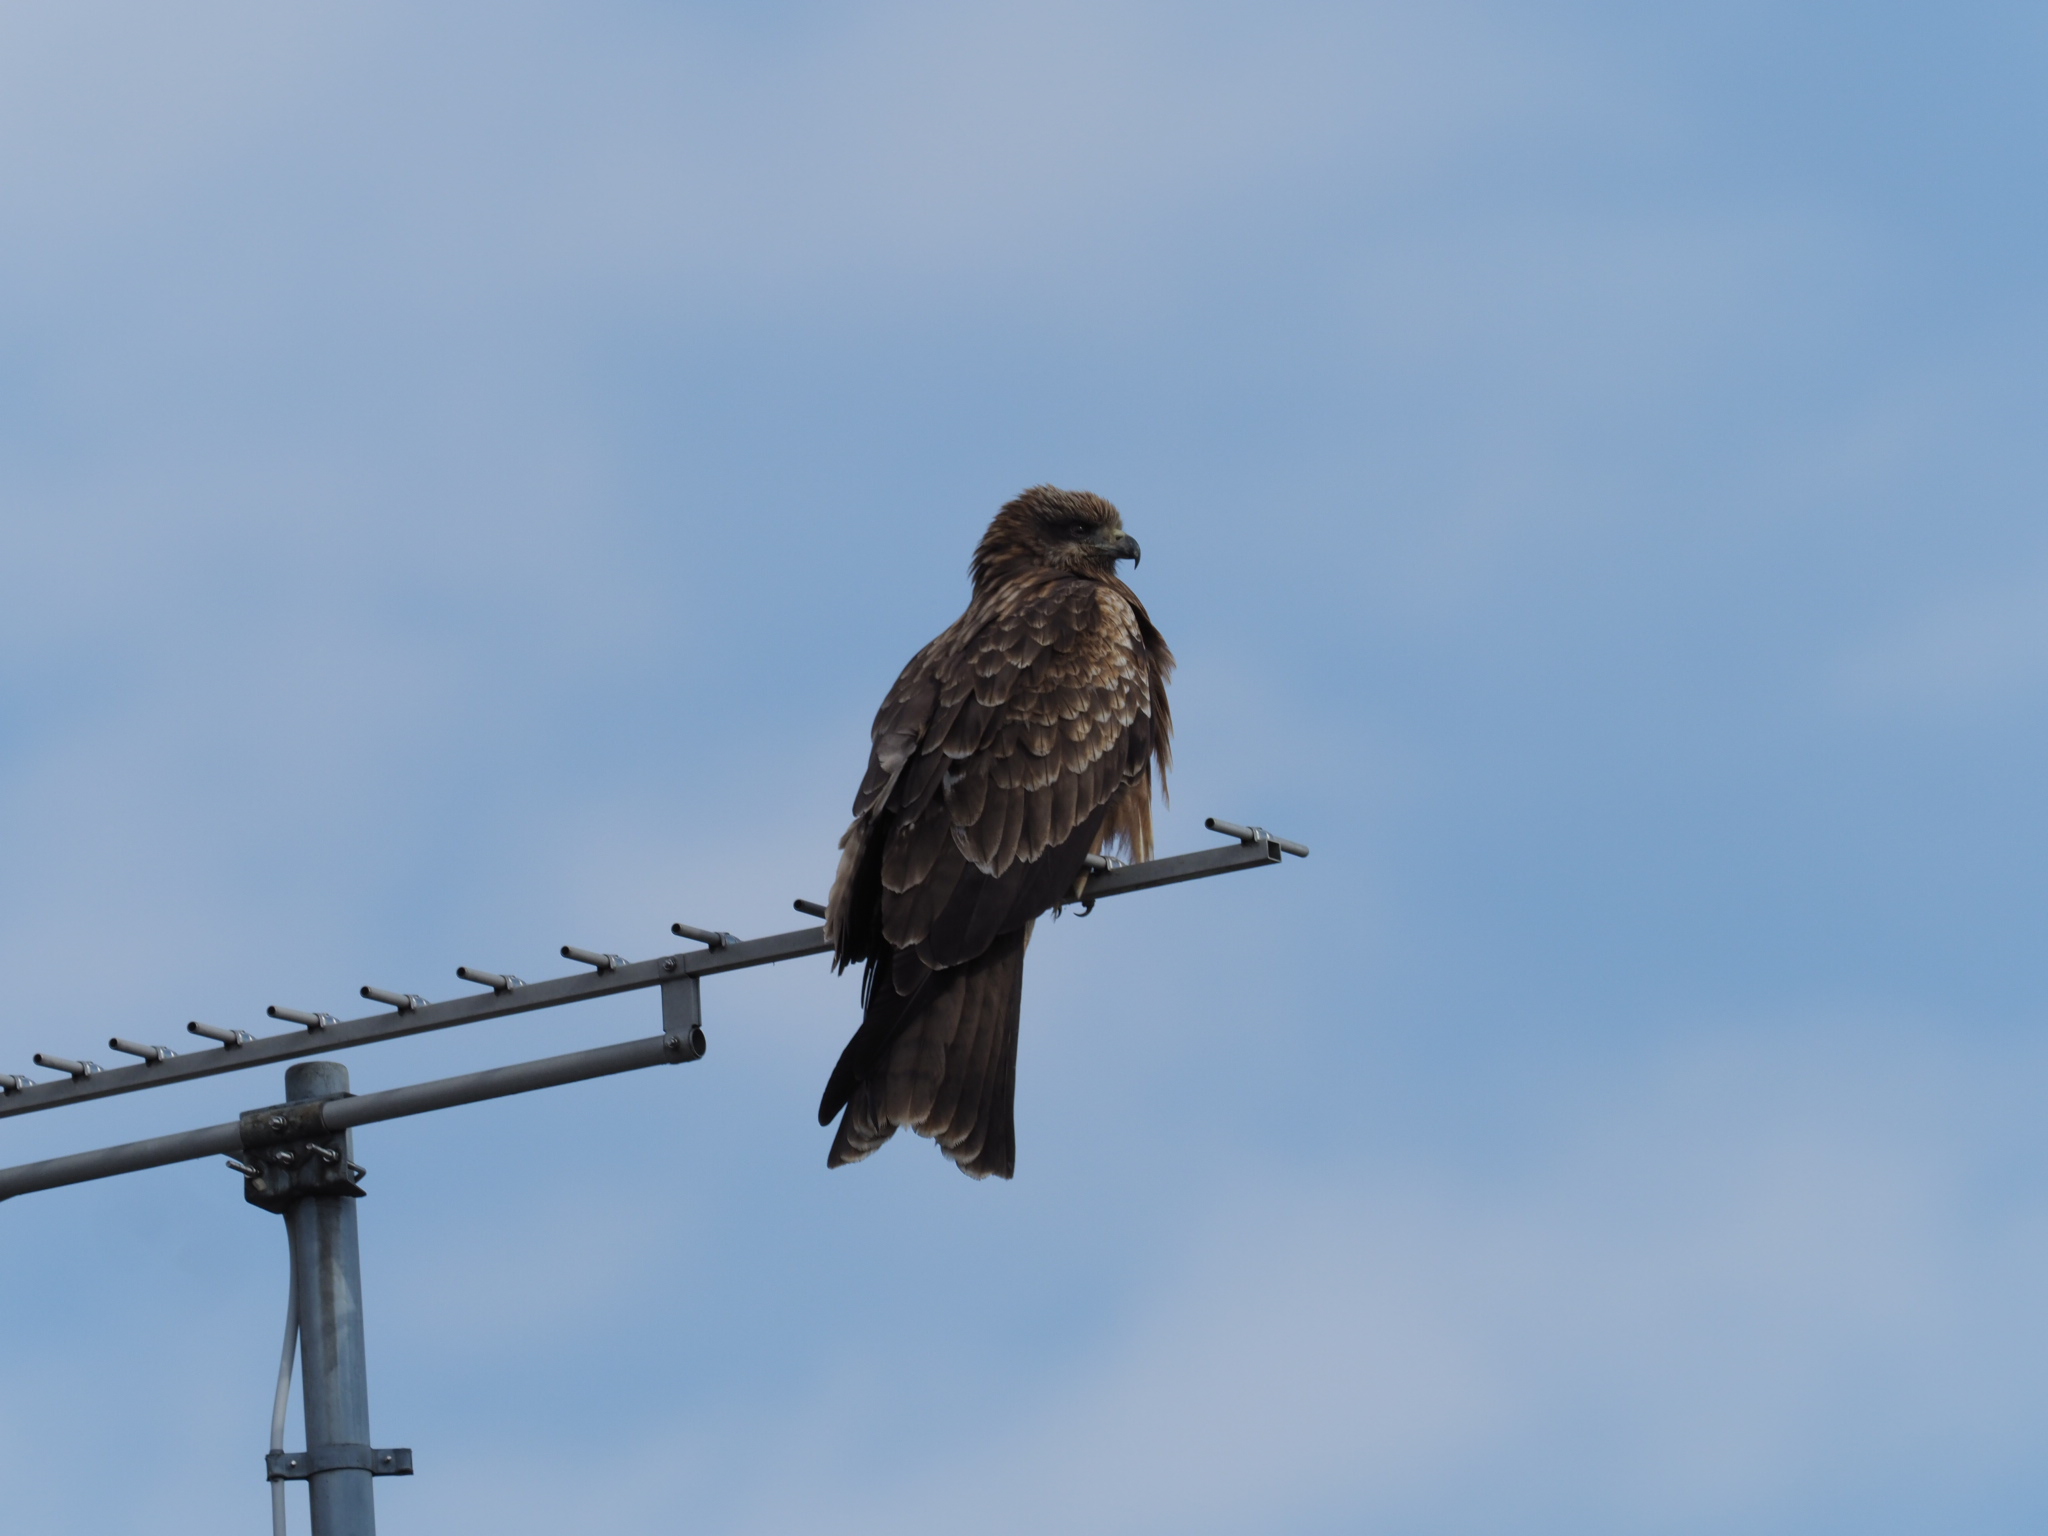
[0,818,1305,1535]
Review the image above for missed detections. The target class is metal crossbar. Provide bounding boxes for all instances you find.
[0,822,1300,1122]
[0,1034,696,1202]
[0,924,819,1121]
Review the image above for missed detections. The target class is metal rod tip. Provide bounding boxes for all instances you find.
[1204,816,1309,858]
[33,1053,99,1080]
[792,899,828,919]
[360,985,426,1012]
[108,1038,176,1064]
[561,945,623,972]
[267,1006,338,1030]
[188,1020,254,1046]
[671,923,734,949]
[456,966,524,993]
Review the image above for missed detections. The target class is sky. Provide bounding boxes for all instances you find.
[2,2,2046,1531]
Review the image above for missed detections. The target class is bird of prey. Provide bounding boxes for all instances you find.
[819,486,1174,1179]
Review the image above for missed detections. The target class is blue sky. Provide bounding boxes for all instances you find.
[3,3,2046,1531]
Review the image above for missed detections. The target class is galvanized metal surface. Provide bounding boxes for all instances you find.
[0,1118,245,1199]
[282,1062,380,1536]
[0,1033,699,1201]
[0,927,825,1121]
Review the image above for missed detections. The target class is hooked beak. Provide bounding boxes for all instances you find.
[1109,531,1141,566]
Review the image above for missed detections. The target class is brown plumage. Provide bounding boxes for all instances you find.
[820,486,1175,1178]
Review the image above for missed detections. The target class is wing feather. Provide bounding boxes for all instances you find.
[828,573,1172,1008]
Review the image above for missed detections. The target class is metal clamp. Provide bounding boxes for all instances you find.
[238,1098,366,1212]
[266,1444,413,1480]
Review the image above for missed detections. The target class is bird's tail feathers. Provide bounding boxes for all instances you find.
[824,927,1026,1179]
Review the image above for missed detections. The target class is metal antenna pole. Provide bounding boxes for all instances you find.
[279,1061,378,1536]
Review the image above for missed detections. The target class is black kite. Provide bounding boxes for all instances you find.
[820,486,1175,1178]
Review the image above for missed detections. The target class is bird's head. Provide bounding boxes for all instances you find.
[971,485,1141,590]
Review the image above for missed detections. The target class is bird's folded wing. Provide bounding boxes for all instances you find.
[870,579,1158,971]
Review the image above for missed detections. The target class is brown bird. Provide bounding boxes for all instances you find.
[820,486,1175,1178]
